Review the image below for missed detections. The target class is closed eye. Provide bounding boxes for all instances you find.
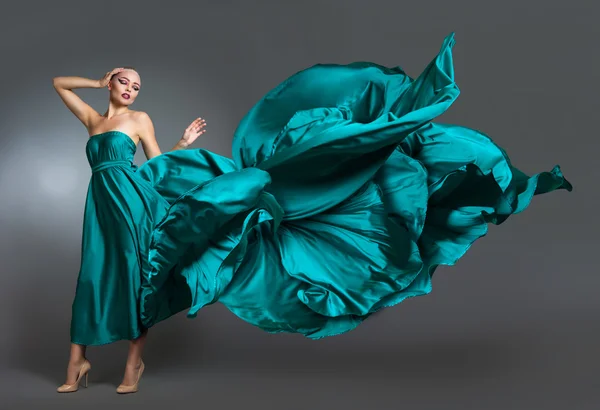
[119,78,140,91]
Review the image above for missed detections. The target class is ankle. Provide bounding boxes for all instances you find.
[69,357,87,366]
[125,359,142,368]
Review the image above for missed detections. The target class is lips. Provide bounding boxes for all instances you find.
[122,93,130,99]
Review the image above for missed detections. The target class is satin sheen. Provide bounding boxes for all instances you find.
[70,33,572,345]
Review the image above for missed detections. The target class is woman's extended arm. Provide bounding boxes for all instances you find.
[137,112,206,160]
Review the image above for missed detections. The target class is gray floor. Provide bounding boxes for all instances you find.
[3,305,597,410]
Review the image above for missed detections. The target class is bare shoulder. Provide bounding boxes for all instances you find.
[134,110,152,128]
[134,111,156,141]
[133,110,148,118]
[133,110,162,159]
[87,111,105,129]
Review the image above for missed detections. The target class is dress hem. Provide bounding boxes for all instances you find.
[70,329,146,346]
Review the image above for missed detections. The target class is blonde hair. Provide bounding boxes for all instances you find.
[111,66,138,80]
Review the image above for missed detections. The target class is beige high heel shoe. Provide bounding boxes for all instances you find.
[116,360,145,394]
[57,359,91,393]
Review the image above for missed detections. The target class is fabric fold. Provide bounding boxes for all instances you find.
[133,32,571,339]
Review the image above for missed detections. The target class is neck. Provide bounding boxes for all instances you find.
[104,102,130,119]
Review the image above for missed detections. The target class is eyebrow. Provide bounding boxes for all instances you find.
[119,76,140,87]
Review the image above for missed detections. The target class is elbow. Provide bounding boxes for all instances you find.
[52,77,61,88]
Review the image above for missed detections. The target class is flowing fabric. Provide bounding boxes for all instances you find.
[70,32,572,345]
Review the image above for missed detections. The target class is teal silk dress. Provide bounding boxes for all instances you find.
[70,33,573,346]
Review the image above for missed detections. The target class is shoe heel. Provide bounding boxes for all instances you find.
[116,360,144,394]
[57,359,91,393]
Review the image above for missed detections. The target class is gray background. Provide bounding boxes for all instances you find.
[0,0,597,409]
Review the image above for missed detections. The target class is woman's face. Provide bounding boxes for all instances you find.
[108,69,141,106]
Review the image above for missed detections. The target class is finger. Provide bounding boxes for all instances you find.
[189,118,204,130]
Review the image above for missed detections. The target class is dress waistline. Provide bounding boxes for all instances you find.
[91,160,135,173]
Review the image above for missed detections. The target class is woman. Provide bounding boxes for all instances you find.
[53,66,206,393]
[52,33,572,395]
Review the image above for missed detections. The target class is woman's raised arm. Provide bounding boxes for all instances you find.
[52,68,123,129]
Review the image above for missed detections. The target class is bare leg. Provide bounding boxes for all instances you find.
[63,343,87,384]
[120,327,148,386]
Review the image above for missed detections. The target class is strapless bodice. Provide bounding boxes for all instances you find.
[86,131,137,173]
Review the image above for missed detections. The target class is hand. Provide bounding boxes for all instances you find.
[180,117,206,147]
[97,67,124,88]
